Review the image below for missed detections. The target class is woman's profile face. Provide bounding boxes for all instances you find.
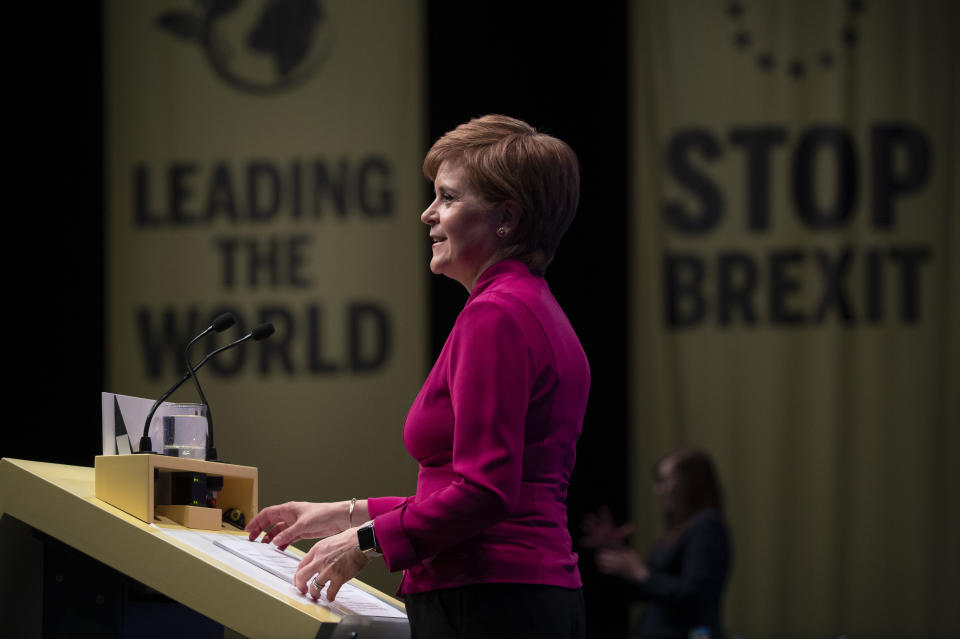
[421,161,502,290]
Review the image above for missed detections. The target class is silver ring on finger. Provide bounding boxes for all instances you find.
[310,574,323,592]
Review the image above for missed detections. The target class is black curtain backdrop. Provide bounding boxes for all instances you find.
[426,4,631,635]
[7,4,104,467]
[7,2,631,635]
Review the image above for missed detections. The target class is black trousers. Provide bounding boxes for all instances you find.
[404,583,585,639]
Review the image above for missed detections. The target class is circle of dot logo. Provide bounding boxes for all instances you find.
[726,0,867,80]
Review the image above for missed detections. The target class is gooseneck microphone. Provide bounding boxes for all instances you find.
[137,313,236,455]
[185,324,220,458]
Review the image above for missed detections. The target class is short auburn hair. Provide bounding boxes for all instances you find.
[423,115,580,275]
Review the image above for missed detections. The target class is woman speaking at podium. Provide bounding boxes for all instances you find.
[247,115,589,639]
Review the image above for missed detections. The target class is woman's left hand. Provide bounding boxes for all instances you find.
[293,527,371,601]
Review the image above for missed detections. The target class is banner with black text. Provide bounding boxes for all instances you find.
[105,0,425,592]
[629,2,957,636]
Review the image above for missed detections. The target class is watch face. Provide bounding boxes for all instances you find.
[358,525,376,551]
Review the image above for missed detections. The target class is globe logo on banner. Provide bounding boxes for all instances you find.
[157,0,333,94]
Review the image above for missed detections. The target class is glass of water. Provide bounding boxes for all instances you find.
[153,403,208,459]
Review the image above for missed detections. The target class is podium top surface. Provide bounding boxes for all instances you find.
[0,457,402,639]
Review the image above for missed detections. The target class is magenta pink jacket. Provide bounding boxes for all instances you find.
[368,260,590,595]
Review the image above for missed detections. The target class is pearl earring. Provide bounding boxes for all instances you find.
[497,227,508,237]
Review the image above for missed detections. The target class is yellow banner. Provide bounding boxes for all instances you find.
[105,0,425,592]
[630,1,957,636]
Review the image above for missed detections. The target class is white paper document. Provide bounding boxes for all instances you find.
[153,526,405,618]
[212,534,303,582]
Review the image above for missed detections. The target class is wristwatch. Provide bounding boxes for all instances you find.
[356,520,382,557]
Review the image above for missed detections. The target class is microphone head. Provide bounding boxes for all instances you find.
[211,312,236,332]
[251,323,275,341]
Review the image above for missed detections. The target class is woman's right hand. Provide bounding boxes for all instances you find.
[246,500,366,550]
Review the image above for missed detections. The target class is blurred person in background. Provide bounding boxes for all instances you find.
[582,448,732,639]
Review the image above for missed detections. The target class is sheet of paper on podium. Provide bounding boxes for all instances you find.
[154,526,405,618]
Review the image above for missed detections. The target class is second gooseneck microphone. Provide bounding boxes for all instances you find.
[183,314,229,459]
[200,322,275,460]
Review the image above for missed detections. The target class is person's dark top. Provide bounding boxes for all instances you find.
[632,508,732,639]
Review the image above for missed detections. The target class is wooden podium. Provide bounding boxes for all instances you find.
[0,457,407,639]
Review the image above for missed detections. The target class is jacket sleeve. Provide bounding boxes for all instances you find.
[373,300,532,572]
[631,517,730,608]
[367,497,411,519]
